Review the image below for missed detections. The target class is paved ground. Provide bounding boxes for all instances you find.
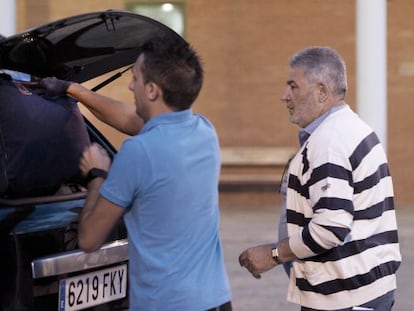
[219,195,413,311]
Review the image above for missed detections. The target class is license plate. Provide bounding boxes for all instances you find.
[59,264,127,311]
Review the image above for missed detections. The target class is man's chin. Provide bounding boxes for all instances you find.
[288,116,298,125]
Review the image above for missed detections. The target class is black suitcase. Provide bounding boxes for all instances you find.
[0,75,90,198]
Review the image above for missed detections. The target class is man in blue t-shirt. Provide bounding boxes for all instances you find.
[39,35,232,310]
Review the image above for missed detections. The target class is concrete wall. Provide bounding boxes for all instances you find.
[14,0,414,205]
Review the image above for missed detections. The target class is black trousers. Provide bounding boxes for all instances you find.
[206,301,232,311]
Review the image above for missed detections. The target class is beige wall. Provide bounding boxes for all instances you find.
[15,0,414,205]
[387,0,414,206]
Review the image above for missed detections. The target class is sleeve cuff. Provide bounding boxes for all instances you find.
[288,229,317,259]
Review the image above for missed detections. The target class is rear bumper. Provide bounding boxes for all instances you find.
[31,239,129,279]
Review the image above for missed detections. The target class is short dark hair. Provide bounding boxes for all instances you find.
[141,35,203,110]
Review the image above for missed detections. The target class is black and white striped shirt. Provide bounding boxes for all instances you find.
[286,105,401,310]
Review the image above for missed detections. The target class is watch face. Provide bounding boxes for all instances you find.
[271,247,280,264]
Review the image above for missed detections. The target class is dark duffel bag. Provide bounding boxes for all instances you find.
[0,75,90,198]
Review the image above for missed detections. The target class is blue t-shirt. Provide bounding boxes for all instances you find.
[100,109,231,310]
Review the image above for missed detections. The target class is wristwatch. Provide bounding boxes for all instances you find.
[84,168,108,184]
[271,247,281,265]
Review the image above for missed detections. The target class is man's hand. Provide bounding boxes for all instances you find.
[239,244,278,279]
[80,143,111,177]
[38,77,72,97]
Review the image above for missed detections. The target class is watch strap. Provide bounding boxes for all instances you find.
[84,168,108,185]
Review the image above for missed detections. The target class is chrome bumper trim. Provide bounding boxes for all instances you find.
[31,239,128,279]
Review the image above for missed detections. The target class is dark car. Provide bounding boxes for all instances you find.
[0,10,185,311]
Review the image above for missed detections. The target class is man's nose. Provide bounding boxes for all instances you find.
[280,89,290,103]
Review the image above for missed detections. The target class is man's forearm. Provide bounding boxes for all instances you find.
[78,178,105,252]
[67,83,142,135]
[277,238,298,263]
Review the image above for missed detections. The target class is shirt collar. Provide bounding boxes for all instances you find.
[298,104,347,146]
[140,109,193,134]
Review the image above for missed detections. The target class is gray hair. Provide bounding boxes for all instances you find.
[290,46,348,100]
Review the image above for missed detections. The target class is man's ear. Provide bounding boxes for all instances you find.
[146,82,160,101]
[318,83,329,103]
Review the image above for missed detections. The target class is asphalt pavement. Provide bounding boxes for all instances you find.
[219,192,413,311]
